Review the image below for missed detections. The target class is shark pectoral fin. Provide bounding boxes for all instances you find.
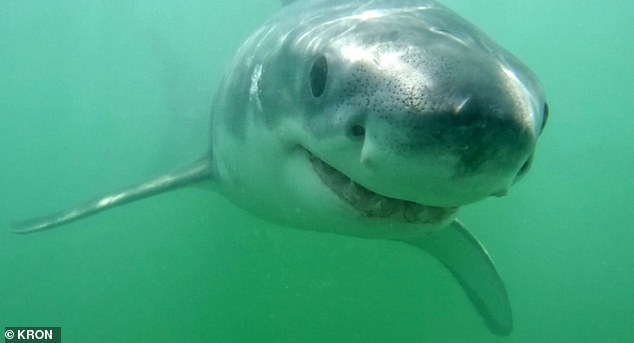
[398,220,513,336]
[12,156,215,234]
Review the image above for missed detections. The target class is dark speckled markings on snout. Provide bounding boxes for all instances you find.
[389,101,536,177]
[314,38,541,186]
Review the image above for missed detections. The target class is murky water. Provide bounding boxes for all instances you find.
[1,1,632,342]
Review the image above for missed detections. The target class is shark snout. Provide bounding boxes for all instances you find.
[344,85,537,206]
[316,26,545,207]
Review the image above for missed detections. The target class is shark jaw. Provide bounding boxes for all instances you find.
[307,151,458,225]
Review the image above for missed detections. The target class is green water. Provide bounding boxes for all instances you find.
[1,1,632,342]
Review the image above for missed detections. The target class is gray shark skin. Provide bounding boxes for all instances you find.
[12,0,548,336]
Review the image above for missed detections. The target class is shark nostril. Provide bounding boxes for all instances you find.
[347,124,366,140]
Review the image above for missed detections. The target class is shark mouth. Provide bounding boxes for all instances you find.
[308,152,458,224]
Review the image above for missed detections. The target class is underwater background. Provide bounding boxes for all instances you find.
[1,0,632,342]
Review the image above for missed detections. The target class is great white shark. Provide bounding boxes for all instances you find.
[13,0,548,336]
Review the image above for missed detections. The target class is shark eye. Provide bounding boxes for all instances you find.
[310,55,328,97]
[540,102,549,133]
[517,154,534,178]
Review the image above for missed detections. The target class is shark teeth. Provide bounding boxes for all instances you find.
[308,152,457,224]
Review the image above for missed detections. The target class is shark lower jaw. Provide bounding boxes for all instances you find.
[306,150,458,225]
